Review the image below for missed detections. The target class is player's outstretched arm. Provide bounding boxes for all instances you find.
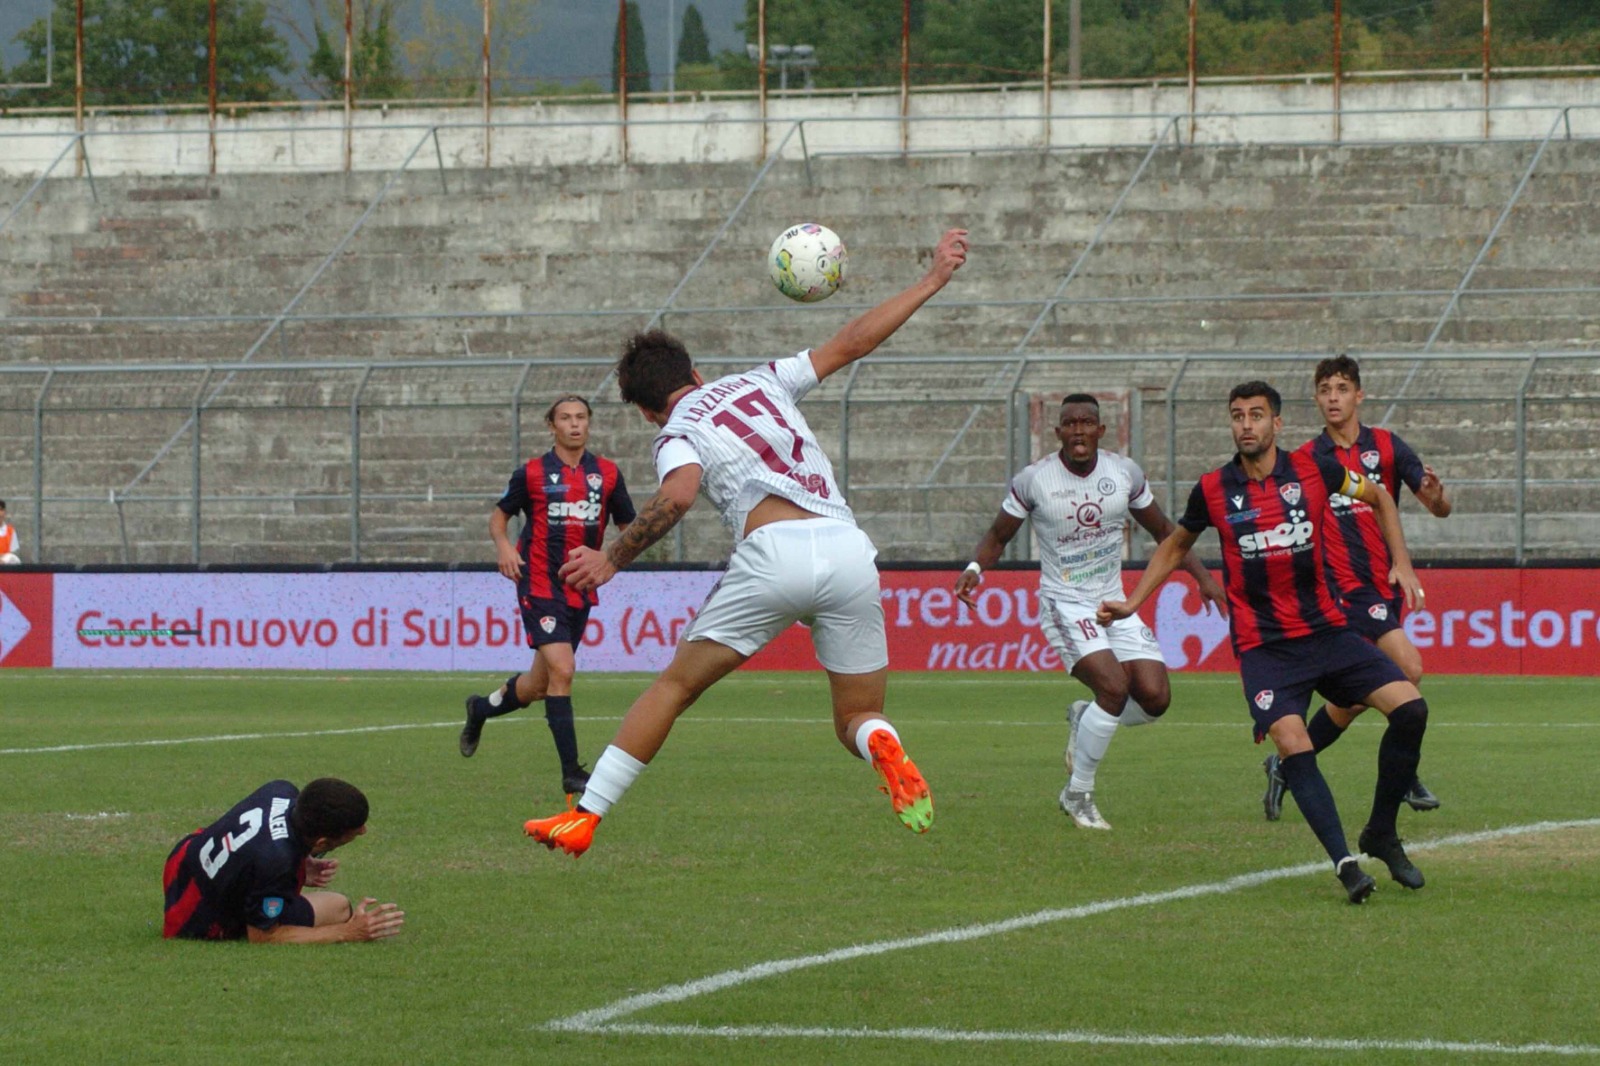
[560,464,702,592]
[955,510,1023,607]
[1354,477,1424,609]
[1098,526,1198,625]
[1130,503,1227,616]
[247,898,405,945]
[809,229,968,381]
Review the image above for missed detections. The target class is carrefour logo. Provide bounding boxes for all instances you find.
[0,590,33,662]
[1237,521,1315,555]
[548,500,602,520]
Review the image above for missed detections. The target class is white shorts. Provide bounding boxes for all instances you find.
[1039,595,1165,673]
[684,518,888,674]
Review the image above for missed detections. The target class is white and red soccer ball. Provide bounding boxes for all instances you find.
[768,223,847,303]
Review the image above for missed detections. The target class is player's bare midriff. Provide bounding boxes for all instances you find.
[743,494,825,536]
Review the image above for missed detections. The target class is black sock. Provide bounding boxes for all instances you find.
[544,695,581,773]
[1307,706,1346,753]
[1280,750,1352,866]
[479,673,527,720]
[1369,698,1428,837]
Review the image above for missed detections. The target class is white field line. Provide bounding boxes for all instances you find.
[3,717,1597,757]
[547,819,1600,1051]
[572,1022,1600,1057]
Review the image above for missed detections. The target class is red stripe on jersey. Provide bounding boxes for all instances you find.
[522,456,557,601]
[162,836,199,939]
[1299,429,1401,597]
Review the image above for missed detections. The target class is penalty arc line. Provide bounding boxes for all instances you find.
[545,818,1600,1052]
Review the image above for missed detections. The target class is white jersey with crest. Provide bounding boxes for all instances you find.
[1001,450,1153,606]
[652,351,854,538]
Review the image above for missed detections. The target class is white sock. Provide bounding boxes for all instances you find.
[853,719,900,761]
[1118,699,1159,727]
[578,744,647,817]
[1069,703,1120,793]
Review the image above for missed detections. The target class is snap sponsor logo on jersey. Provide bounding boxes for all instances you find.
[1278,482,1302,506]
[263,897,284,919]
[1368,603,1389,621]
[539,615,557,634]
[547,499,602,520]
[587,473,603,491]
[1237,520,1315,553]
[1254,689,1275,711]
[1361,449,1381,470]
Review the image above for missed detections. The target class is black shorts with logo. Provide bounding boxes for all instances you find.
[518,594,591,651]
[1339,586,1406,643]
[1238,628,1407,742]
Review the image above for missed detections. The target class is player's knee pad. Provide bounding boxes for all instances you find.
[1386,698,1428,743]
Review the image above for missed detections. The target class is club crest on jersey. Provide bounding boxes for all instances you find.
[1361,450,1381,470]
[1368,603,1389,621]
[1075,501,1103,528]
[262,897,284,919]
[587,473,602,491]
[539,616,557,634]
[1278,482,1302,506]
[1097,477,1117,496]
[1253,689,1275,711]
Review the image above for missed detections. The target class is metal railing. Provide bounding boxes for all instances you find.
[2,351,1596,567]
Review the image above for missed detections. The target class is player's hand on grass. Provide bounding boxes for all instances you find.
[1097,599,1133,625]
[1390,564,1425,611]
[926,229,969,288]
[304,856,338,887]
[560,545,616,592]
[345,898,405,942]
[496,541,524,583]
[954,567,981,608]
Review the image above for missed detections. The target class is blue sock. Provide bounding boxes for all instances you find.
[1280,750,1352,866]
[1370,699,1428,836]
[544,695,581,774]
[1307,706,1346,753]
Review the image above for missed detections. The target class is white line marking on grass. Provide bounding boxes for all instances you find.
[547,819,1600,1042]
[4,717,1596,757]
[571,1022,1600,1057]
[62,811,131,821]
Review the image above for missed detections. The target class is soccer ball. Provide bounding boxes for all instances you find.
[768,223,847,303]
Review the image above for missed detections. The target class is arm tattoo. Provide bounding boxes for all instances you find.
[606,493,688,570]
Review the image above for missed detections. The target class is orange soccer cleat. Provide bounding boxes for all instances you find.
[524,807,600,857]
[867,730,934,833]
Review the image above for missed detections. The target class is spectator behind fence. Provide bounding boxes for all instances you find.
[0,500,20,564]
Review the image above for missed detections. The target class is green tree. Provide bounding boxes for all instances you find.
[403,0,541,100]
[741,0,926,89]
[307,0,408,100]
[614,1,650,93]
[3,0,289,107]
[679,3,712,65]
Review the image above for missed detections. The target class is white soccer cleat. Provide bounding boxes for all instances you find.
[1064,699,1089,774]
[1059,786,1112,830]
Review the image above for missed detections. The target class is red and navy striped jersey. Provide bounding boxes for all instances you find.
[496,449,636,608]
[1296,426,1424,599]
[163,779,311,940]
[1179,448,1370,654]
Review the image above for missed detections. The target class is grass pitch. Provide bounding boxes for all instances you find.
[2,670,1596,1064]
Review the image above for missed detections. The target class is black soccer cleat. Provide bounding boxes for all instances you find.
[1336,856,1377,904]
[1262,754,1287,822]
[561,764,591,799]
[1404,778,1441,812]
[460,696,488,758]
[1358,825,1425,890]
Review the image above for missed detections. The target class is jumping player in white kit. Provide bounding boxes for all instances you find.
[956,395,1225,829]
[523,228,970,857]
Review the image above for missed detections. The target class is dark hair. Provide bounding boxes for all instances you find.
[1060,393,1099,410]
[1314,353,1362,389]
[1228,380,1282,415]
[617,329,695,413]
[0,499,7,510]
[544,393,592,424]
[291,778,369,842]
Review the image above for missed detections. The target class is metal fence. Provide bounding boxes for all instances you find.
[2,350,1595,567]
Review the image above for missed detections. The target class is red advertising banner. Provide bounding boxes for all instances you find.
[2,568,1597,675]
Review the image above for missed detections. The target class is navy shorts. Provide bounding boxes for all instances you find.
[1339,587,1406,642]
[1238,628,1408,742]
[518,594,591,650]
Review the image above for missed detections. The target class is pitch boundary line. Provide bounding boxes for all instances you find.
[545,819,1600,1050]
[566,1021,1600,1057]
[5,718,1596,756]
